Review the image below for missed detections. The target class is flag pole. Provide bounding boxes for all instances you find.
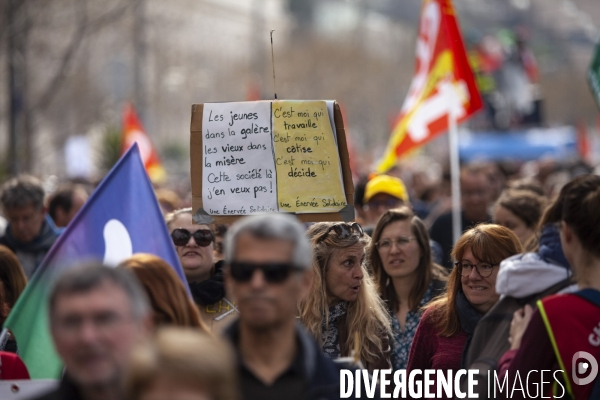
[449,113,462,247]
[0,328,8,347]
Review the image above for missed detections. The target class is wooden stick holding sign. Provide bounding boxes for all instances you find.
[190,100,354,224]
[270,30,277,100]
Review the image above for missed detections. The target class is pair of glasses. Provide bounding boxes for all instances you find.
[171,228,214,247]
[316,222,364,243]
[375,236,416,250]
[229,262,302,283]
[455,262,498,278]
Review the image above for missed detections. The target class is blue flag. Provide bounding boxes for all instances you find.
[3,144,187,379]
[41,143,185,278]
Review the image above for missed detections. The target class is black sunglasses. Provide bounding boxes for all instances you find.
[316,222,364,243]
[229,262,302,284]
[171,228,214,247]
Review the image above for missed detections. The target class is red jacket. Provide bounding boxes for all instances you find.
[499,293,600,399]
[406,307,469,399]
[0,352,30,380]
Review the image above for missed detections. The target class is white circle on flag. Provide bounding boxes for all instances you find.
[103,219,133,267]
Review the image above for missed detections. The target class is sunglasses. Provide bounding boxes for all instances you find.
[171,228,214,247]
[229,262,302,284]
[316,222,364,243]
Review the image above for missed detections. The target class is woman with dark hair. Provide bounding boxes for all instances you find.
[499,174,600,400]
[0,245,28,353]
[493,189,547,246]
[368,207,448,370]
[407,224,522,398]
[119,254,209,333]
[462,185,574,398]
[299,222,392,372]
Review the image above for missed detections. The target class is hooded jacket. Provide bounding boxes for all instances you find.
[0,217,60,278]
[495,253,572,298]
[496,224,574,299]
[456,224,574,399]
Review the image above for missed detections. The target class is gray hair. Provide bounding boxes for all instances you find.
[49,262,150,321]
[0,175,45,211]
[224,214,311,269]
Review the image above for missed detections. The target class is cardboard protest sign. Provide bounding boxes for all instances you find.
[190,100,354,223]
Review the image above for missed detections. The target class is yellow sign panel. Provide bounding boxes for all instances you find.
[272,101,346,213]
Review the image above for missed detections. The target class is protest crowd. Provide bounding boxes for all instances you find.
[2,0,600,399]
[0,156,598,400]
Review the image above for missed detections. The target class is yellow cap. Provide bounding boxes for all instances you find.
[363,175,409,203]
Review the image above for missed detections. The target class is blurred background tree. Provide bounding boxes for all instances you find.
[0,0,599,180]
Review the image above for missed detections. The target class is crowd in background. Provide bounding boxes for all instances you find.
[0,155,598,400]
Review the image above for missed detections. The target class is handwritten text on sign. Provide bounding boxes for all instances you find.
[201,102,277,215]
[272,100,346,213]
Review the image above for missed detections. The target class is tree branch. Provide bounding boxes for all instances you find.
[31,0,133,112]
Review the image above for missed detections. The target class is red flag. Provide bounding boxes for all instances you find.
[122,104,166,183]
[577,122,590,161]
[377,0,482,172]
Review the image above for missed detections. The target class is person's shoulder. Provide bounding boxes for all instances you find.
[417,304,443,335]
[430,211,453,228]
[0,235,10,247]
[419,306,435,322]
[296,326,344,399]
[27,387,63,400]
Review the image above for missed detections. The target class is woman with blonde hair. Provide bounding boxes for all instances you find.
[299,222,392,372]
[118,253,209,333]
[407,224,522,398]
[369,207,448,370]
[126,327,238,400]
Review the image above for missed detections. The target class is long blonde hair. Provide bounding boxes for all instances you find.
[299,222,391,365]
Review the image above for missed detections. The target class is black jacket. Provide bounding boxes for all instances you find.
[28,375,82,400]
[224,320,377,400]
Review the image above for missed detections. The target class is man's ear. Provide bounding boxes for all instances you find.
[141,313,154,337]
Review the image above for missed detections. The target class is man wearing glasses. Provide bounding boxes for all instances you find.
[223,214,358,400]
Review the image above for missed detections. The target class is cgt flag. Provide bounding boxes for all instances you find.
[587,38,600,110]
[2,144,186,379]
[122,103,167,183]
[377,0,483,173]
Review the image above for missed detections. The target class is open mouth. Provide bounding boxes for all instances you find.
[469,286,487,291]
